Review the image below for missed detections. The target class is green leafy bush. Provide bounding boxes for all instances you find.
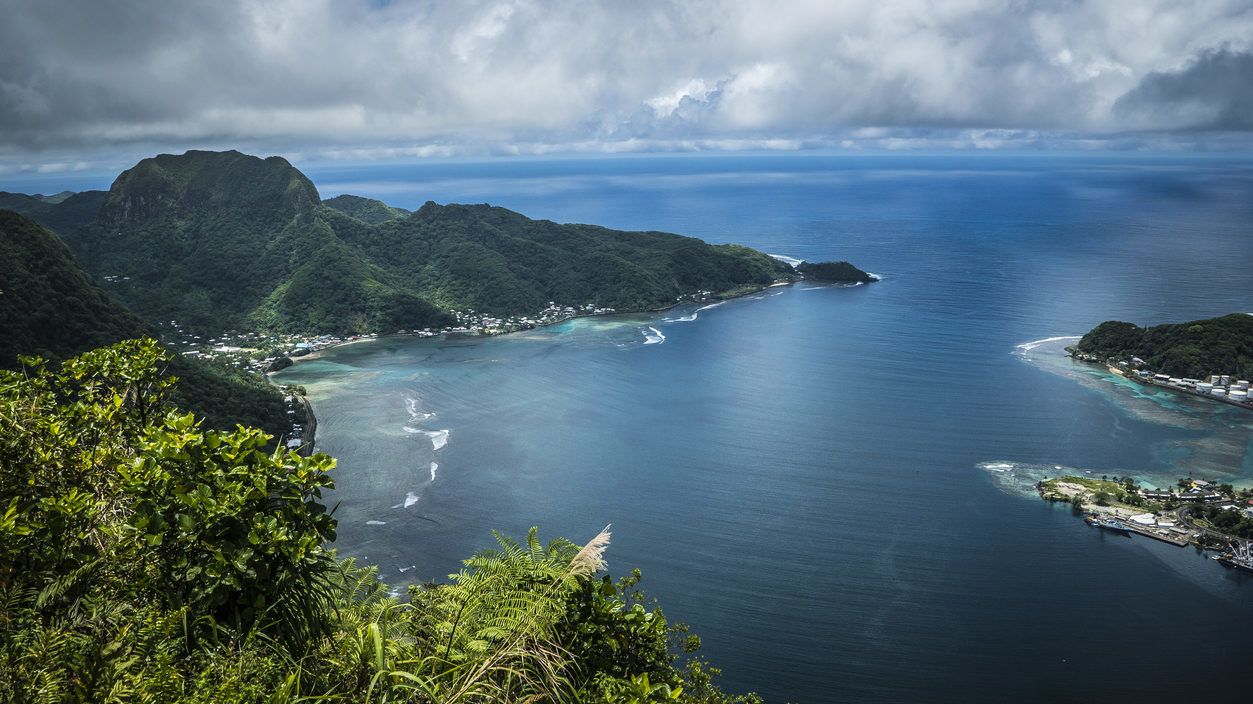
[0,340,757,703]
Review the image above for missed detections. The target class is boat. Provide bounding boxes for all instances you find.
[1216,542,1253,573]
[1085,515,1132,534]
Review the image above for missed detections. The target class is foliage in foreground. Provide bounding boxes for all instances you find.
[0,339,758,703]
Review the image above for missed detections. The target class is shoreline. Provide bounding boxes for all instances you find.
[1069,354,1253,414]
[266,273,875,454]
[272,277,798,369]
[272,271,878,370]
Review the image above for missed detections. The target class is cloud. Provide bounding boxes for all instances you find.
[1,0,1252,166]
[1114,48,1253,131]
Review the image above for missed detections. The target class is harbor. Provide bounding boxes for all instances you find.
[1043,475,1253,565]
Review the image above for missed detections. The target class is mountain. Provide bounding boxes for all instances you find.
[0,189,109,235]
[23,150,796,336]
[1073,314,1253,380]
[334,201,794,315]
[0,209,149,361]
[323,193,409,224]
[0,209,290,437]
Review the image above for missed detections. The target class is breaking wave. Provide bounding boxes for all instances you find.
[662,301,724,324]
[643,327,666,345]
[770,254,805,267]
[425,430,449,451]
[1016,335,1081,352]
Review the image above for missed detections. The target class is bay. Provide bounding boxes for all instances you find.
[279,155,1253,702]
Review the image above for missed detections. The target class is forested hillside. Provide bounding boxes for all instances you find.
[1073,314,1253,380]
[18,150,795,336]
[795,260,876,284]
[323,193,410,224]
[337,201,793,315]
[0,209,290,437]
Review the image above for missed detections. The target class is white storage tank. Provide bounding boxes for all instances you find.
[1211,375,1222,384]
[1237,381,1250,391]
[1211,386,1228,396]
[1230,390,1248,402]
[1198,382,1214,393]
[1220,375,1231,386]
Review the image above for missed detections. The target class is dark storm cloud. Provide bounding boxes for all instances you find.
[1114,49,1253,131]
[1,0,1252,168]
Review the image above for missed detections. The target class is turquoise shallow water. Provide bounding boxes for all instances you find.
[278,156,1253,702]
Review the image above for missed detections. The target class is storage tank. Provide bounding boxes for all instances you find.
[1198,382,1214,393]
[1220,375,1231,386]
[1230,390,1248,402]
[1211,386,1227,396]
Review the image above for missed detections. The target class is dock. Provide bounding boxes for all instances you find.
[1120,523,1190,547]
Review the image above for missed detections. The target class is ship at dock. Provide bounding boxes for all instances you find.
[1085,515,1132,534]
[1215,542,1253,574]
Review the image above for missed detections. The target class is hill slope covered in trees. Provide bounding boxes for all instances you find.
[0,210,290,437]
[20,150,795,335]
[1073,314,1253,380]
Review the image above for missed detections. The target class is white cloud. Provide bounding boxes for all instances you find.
[0,0,1251,167]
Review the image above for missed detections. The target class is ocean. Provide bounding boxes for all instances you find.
[275,155,1253,702]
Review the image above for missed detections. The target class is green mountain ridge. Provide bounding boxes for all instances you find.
[322,193,410,224]
[1073,313,1253,380]
[0,209,291,438]
[17,149,797,336]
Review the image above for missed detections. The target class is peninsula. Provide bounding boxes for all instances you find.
[1069,314,1253,410]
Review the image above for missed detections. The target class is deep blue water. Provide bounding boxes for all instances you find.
[273,155,1253,703]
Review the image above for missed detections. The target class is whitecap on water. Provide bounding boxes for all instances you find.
[430,461,438,482]
[642,327,666,345]
[366,520,387,526]
[1015,335,1080,352]
[404,395,435,422]
[769,253,805,267]
[391,492,420,509]
[424,429,449,450]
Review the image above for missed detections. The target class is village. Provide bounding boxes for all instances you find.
[153,290,728,454]
[157,301,624,373]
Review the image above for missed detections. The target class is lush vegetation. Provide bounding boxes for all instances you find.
[0,209,151,363]
[1,210,290,438]
[0,191,109,235]
[18,150,795,336]
[323,194,409,224]
[337,203,793,316]
[0,340,758,703]
[1073,314,1253,380]
[795,261,875,284]
[1194,504,1253,539]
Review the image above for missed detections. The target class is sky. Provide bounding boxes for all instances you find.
[1,0,1252,177]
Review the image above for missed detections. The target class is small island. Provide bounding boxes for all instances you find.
[795,260,878,284]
